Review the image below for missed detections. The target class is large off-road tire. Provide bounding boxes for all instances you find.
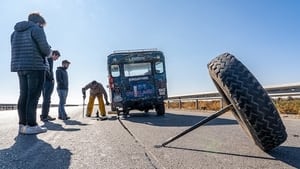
[207,53,287,152]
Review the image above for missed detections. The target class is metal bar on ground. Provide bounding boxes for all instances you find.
[161,104,233,147]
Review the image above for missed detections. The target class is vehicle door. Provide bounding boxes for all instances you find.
[153,60,168,99]
[123,62,156,101]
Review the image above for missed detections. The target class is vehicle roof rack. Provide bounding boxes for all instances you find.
[113,48,158,54]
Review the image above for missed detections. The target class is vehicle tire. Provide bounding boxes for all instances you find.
[123,105,129,115]
[156,103,165,116]
[207,53,287,152]
[116,108,120,116]
[111,105,117,111]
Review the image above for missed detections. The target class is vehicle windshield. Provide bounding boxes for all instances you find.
[124,62,151,77]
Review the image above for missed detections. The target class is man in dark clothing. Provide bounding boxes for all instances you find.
[56,60,71,120]
[11,12,51,134]
[40,50,60,122]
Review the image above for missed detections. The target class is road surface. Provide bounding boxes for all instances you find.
[0,107,299,169]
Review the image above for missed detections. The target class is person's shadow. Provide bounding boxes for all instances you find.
[42,119,88,132]
[0,134,72,169]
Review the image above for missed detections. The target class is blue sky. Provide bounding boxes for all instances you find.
[1,0,299,104]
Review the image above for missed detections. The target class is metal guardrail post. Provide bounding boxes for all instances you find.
[179,99,182,109]
[221,98,224,109]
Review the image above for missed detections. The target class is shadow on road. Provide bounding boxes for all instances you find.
[124,111,238,127]
[41,120,88,131]
[63,119,88,126]
[0,135,72,169]
[163,145,276,160]
[269,146,300,169]
[163,145,300,168]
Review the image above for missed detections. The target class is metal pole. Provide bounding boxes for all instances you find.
[82,97,85,118]
[161,104,233,147]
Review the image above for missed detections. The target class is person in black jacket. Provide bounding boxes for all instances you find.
[40,50,60,122]
[56,60,71,120]
[11,12,51,134]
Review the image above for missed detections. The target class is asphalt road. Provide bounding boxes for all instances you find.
[0,107,299,169]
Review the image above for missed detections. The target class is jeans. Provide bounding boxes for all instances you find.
[41,80,54,118]
[57,89,68,118]
[17,70,45,126]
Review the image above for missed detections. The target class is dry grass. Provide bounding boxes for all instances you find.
[166,100,221,111]
[166,98,300,115]
[274,98,300,114]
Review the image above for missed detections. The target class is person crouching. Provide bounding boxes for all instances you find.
[82,80,109,120]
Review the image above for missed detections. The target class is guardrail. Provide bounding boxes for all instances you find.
[166,83,300,110]
[2,84,299,111]
[0,104,17,111]
[0,104,79,111]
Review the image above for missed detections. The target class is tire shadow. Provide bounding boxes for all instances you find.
[0,135,72,169]
[163,145,276,160]
[269,146,300,169]
[162,144,300,168]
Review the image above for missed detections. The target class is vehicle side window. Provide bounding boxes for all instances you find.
[155,61,164,74]
[111,65,120,77]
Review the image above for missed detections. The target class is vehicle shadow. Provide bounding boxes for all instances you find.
[123,111,238,127]
[0,135,72,169]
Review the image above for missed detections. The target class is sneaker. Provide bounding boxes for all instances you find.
[85,114,91,117]
[20,125,47,135]
[41,115,56,122]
